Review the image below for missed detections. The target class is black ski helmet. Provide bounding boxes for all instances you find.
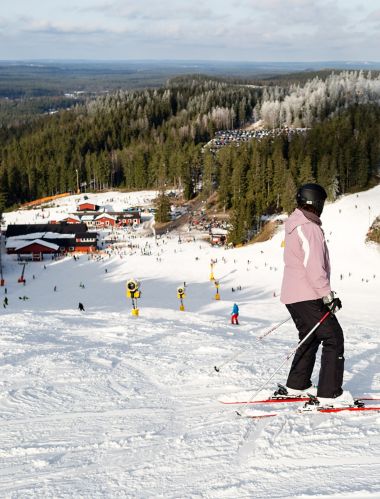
[296,183,327,216]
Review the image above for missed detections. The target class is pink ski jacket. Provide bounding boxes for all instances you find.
[280,208,331,305]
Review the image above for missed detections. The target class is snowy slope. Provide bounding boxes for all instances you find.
[0,187,380,498]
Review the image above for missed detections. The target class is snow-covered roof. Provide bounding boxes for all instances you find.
[81,215,95,221]
[6,238,19,248]
[61,215,81,222]
[210,228,228,235]
[95,214,117,220]
[6,232,76,245]
[78,200,98,206]
[7,232,47,241]
[13,239,60,251]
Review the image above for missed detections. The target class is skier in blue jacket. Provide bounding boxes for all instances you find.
[231,303,239,325]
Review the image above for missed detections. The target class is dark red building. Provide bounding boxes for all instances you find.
[6,223,98,255]
[77,202,100,212]
[13,239,59,261]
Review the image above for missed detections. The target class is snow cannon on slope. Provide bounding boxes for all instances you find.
[177,285,186,311]
[214,280,220,301]
[126,278,141,316]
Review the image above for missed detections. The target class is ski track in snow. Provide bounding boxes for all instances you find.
[0,188,380,497]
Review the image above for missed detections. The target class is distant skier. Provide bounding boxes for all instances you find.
[279,183,350,409]
[231,303,239,325]
[78,302,85,312]
[3,297,8,308]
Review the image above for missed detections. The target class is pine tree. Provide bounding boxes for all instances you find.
[228,200,246,245]
[354,137,369,188]
[202,150,214,198]
[298,155,315,185]
[154,190,171,223]
[281,171,297,214]
[217,146,234,211]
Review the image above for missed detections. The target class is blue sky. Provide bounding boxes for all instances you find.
[1,0,380,61]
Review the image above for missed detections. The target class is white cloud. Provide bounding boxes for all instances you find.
[23,20,128,36]
[0,0,379,60]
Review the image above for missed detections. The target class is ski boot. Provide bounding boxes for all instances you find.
[300,392,361,412]
[273,383,317,399]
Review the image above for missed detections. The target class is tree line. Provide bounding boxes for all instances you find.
[213,104,380,242]
[0,72,379,244]
[0,76,259,206]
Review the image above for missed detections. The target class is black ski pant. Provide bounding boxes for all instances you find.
[285,299,344,398]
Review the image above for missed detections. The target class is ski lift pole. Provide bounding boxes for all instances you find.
[18,263,26,283]
[236,310,331,416]
[0,240,4,286]
[214,316,291,372]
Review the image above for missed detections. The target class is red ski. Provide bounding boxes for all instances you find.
[242,399,380,419]
[317,405,380,414]
[220,396,311,405]
[220,396,380,405]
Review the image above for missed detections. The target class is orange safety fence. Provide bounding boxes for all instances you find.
[20,192,71,209]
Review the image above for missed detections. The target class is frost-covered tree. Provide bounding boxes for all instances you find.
[255,71,380,128]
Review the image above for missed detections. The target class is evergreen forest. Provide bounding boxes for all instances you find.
[1,71,380,243]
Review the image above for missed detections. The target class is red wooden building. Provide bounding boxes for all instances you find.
[61,215,81,224]
[114,212,141,226]
[13,239,59,261]
[6,224,98,255]
[94,214,117,227]
[77,202,100,212]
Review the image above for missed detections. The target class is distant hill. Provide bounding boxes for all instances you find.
[2,60,380,98]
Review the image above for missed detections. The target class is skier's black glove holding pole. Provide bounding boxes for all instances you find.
[323,291,342,314]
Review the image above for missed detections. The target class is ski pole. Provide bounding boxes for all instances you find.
[236,310,331,416]
[214,316,291,373]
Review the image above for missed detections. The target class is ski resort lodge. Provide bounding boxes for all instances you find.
[5,223,98,260]
[58,200,142,228]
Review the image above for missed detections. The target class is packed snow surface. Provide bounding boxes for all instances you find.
[1,188,380,498]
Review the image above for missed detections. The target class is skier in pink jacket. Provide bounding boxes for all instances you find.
[278,183,352,408]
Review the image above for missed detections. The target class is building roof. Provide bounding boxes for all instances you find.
[61,215,81,222]
[13,239,60,251]
[7,232,77,242]
[77,202,100,210]
[5,223,89,238]
[210,228,228,235]
[95,213,117,221]
[113,211,141,218]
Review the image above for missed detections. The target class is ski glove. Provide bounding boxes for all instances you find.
[323,291,342,313]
